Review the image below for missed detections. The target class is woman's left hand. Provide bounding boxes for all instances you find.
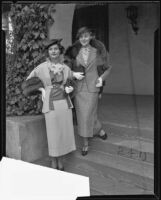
[65,86,74,94]
[96,77,103,87]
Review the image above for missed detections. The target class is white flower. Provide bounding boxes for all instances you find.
[49,63,64,74]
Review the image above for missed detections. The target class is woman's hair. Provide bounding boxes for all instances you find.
[53,43,65,55]
[76,26,94,39]
[45,42,65,58]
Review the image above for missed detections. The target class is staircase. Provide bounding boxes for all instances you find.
[33,94,154,196]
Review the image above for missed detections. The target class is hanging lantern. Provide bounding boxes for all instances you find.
[126,6,139,35]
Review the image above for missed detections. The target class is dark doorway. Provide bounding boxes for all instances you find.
[72,4,109,51]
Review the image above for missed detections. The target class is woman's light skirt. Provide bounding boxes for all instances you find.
[44,99,76,157]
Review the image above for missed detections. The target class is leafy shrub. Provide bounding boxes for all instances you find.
[6,3,55,116]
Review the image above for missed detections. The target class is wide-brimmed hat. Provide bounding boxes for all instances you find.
[45,38,62,49]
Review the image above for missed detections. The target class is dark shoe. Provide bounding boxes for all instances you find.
[58,167,64,171]
[81,146,89,156]
[97,131,108,140]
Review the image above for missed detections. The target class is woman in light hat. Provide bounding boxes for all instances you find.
[65,26,112,156]
[25,39,84,170]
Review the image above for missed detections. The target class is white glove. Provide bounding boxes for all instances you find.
[39,88,45,101]
[73,72,84,80]
[65,86,74,94]
[96,77,103,87]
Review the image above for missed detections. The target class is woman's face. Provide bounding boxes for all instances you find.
[79,32,92,47]
[48,44,60,59]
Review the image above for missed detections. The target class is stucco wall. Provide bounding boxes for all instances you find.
[107,3,159,95]
[49,3,159,95]
[48,4,75,48]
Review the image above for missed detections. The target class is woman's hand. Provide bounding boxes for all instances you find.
[65,86,74,94]
[96,77,103,87]
[73,72,84,80]
[39,88,45,101]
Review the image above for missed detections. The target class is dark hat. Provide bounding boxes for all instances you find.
[45,38,62,49]
[76,26,95,39]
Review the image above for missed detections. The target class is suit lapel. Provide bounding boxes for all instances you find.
[76,46,97,68]
[87,46,96,64]
[86,46,97,71]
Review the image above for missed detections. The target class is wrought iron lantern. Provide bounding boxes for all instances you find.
[126,6,139,35]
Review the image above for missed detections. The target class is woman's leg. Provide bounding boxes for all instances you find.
[51,156,58,169]
[57,156,64,171]
[94,119,108,140]
[93,104,108,140]
[83,137,89,146]
[82,137,89,156]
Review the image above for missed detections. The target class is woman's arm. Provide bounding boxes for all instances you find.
[96,64,112,88]
[65,64,84,80]
[100,64,112,81]
[26,69,37,80]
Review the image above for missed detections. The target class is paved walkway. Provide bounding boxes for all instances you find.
[33,94,154,196]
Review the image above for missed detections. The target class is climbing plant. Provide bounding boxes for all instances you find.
[6,3,55,116]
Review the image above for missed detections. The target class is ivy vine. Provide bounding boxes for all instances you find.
[6,3,55,116]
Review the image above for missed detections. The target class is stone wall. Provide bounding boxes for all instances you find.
[107,3,159,95]
[6,115,48,162]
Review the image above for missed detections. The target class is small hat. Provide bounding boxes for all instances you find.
[45,38,62,49]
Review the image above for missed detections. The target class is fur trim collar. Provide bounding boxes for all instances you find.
[65,39,108,61]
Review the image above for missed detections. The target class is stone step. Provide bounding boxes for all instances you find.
[63,156,153,195]
[64,149,154,194]
[65,149,154,181]
[97,94,154,141]
[32,155,153,195]
[32,156,51,168]
[32,157,106,195]
[74,131,154,164]
[101,121,153,141]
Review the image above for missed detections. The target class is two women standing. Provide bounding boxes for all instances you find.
[24,26,111,170]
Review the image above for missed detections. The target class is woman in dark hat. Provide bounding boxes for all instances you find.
[65,26,112,156]
[25,39,84,170]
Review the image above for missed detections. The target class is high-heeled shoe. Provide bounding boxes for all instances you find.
[96,130,108,140]
[81,145,89,156]
[57,159,64,171]
[58,166,64,171]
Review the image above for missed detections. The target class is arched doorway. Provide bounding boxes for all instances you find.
[72,4,109,51]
